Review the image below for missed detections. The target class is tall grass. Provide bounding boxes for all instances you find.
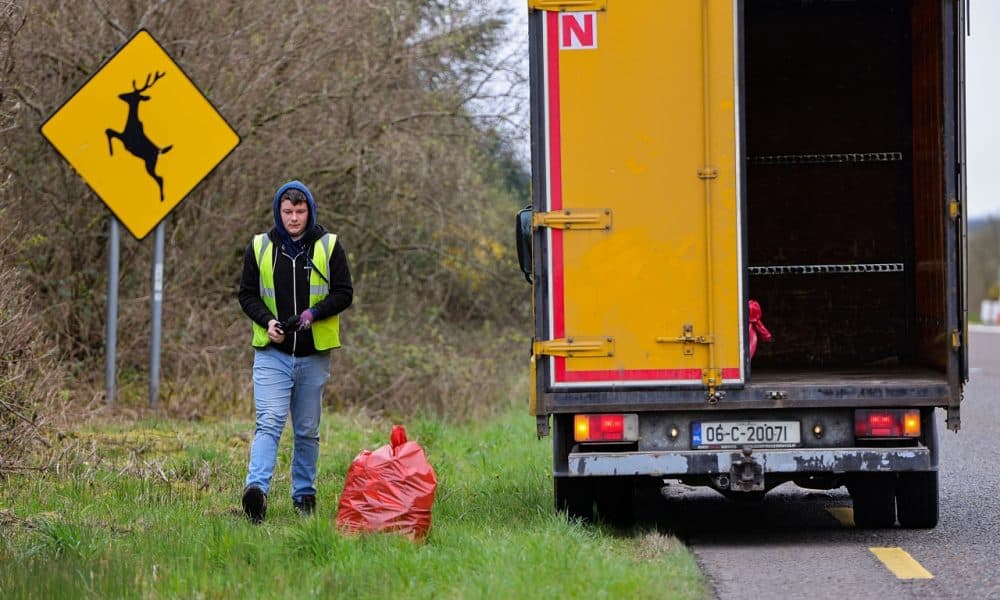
[0,410,706,599]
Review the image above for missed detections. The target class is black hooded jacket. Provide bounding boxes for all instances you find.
[238,223,353,356]
[238,181,353,357]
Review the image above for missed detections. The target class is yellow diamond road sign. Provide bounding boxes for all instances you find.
[41,29,240,240]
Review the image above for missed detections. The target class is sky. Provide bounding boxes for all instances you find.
[501,0,999,218]
[966,0,999,218]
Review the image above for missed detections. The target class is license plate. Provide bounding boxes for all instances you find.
[691,421,800,449]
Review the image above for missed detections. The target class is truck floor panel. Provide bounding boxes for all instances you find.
[544,366,949,412]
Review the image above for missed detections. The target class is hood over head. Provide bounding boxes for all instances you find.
[272,180,317,257]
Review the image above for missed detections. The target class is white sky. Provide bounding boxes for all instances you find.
[966,0,999,218]
[501,0,998,217]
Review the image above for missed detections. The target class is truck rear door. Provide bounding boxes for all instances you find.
[531,0,744,390]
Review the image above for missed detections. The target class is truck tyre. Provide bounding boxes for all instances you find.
[848,475,896,528]
[555,476,595,522]
[896,471,938,529]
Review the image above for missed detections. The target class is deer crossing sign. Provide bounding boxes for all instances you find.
[41,30,240,240]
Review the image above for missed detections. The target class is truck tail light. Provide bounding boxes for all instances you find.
[854,409,921,438]
[574,414,639,442]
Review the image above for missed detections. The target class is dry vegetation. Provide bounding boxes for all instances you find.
[0,1,71,473]
[0,0,531,470]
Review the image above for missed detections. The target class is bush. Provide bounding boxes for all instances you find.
[0,1,67,475]
[0,223,69,474]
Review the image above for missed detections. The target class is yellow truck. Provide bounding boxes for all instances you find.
[516,0,968,528]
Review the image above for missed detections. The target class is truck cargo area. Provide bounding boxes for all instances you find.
[744,0,959,383]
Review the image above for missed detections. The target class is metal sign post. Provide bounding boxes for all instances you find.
[106,217,120,405]
[150,222,164,407]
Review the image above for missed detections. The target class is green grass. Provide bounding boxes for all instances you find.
[0,409,706,599]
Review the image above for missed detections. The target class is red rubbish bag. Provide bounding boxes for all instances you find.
[335,425,437,540]
[748,299,773,359]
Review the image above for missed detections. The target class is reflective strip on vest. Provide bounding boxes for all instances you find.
[309,233,340,350]
[250,232,341,350]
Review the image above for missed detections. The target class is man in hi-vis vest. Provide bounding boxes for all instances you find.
[237,180,353,523]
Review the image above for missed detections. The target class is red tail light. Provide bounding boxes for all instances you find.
[854,409,921,438]
[574,414,639,442]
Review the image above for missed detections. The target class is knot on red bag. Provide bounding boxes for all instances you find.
[390,425,407,452]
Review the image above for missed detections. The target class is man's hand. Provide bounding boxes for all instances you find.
[267,319,286,344]
[298,308,315,330]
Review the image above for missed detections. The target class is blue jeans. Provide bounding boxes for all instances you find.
[245,346,330,500]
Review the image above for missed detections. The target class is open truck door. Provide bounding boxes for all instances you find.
[527,0,744,403]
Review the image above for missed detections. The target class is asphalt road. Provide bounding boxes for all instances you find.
[651,327,1000,600]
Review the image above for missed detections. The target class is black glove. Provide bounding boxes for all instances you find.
[279,314,301,333]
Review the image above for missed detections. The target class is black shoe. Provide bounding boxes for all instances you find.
[242,485,267,523]
[293,494,316,516]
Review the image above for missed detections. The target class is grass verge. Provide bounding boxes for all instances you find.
[0,409,706,599]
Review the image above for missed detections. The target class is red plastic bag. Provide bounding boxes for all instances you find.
[748,299,773,359]
[335,425,437,540]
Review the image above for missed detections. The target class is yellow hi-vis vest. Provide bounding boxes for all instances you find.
[251,233,341,350]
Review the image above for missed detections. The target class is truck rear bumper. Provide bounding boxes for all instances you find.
[567,447,931,477]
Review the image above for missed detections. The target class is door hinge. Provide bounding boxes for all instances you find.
[947,406,961,432]
[528,0,606,11]
[533,208,612,230]
[702,368,722,387]
[951,329,961,350]
[949,198,961,221]
[656,324,714,357]
[534,336,614,358]
[697,167,719,179]
[703,369,725,403]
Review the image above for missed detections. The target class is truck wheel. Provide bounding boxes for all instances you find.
[896,471,938,529]
[848,475,896,528]
[555,476,595,521]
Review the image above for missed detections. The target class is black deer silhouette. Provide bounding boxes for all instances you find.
[105,71,173,202]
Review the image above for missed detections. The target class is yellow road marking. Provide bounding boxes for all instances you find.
[826,506,854,527]
[870,547,934,579]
